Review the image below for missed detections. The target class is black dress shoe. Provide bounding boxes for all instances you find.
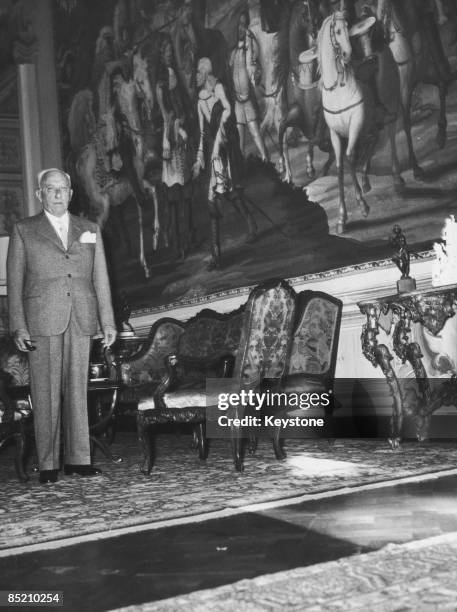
[39,470,58,484]
[64,464,102,477]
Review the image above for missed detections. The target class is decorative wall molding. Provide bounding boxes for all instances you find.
[0,69,19,117]
[0,296,7,335]
[0,178,22,235]
[0,117,21,173]
[11,0,39,65]
[131,250,435,330]
[0,116,23,235]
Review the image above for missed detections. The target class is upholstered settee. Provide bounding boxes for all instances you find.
[123,307,245,474]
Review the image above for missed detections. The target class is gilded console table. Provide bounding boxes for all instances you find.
[358,285,457,448]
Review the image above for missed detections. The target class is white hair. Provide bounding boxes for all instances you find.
[37,168,72,188]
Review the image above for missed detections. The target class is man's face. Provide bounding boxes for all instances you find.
[196,63,206,87]
[37,171,72,217]
[238,14,248,40]
[163,41,173,66]
[181,3,192,25]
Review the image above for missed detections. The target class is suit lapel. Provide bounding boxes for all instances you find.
[35,212,87,252]
[35,212,65,251]
[67,215,84,249]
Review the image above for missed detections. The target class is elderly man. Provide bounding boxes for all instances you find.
[7,168,117,484]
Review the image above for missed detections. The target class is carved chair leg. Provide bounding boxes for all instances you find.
[247,435,257,455]
[191,429,198,450]
[272,426,287,460]
[230,425,244,472]
[324,405,336,446]
[14,427,28,482]
[194,422,208,460]
[137,411,154,475]
[23,418,34,474]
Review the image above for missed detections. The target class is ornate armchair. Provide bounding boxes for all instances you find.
[0,337,32,481]
[272,290,343,458]
[229,278,297,471]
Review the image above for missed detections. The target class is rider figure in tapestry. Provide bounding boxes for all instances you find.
[193,57,257,270]
[229,9,270,162]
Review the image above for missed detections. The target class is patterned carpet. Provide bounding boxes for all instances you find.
[2,432,457,551]
[111,531,457,611]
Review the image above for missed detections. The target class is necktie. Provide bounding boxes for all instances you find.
[57,222,68,249]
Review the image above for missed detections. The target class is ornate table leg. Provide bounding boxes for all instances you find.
[137,410,154,476]
[230,404,244,471]
[361,305,405,449]
[90,389,122,463]
[14,423,29,482]
[392,311,432,441]
[194,422,208,460]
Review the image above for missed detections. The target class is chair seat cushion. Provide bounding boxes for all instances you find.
[138,390,207,411]
[282,375,326,394]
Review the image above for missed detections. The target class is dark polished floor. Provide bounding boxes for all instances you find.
[2,473,457,611]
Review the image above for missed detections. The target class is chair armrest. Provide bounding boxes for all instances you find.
[220,354,235,378]
[0,370,15,422]
[151,353,236,409]
[165,352,235,382]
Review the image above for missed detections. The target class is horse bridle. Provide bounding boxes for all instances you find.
[324,12,347,91]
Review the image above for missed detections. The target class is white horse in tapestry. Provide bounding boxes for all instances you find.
[317,11,371,234]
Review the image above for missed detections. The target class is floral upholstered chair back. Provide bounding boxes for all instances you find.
[178,308,244,363]
[232,279,297,388]
[0,337,29,387]
[0,337,31,423]
[286,290,342,392]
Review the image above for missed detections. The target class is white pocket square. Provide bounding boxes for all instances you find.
[79,231,97,243]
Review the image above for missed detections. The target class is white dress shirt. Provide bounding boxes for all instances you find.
[45,210,69,249]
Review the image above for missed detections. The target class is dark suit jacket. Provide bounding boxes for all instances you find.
[7,212,115,336]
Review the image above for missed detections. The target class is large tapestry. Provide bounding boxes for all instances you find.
[53,0,457,312]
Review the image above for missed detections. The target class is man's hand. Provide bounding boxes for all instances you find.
[193,151,205,178]
[102,326,117,348]
[178,127,188,144]
[251,65,261,87]
[13,329,32,352]
[163,136,171,161]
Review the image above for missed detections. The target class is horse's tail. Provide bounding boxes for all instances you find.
[67,89,96,154]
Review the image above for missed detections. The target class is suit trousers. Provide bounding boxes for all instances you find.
[28,318,91,470]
